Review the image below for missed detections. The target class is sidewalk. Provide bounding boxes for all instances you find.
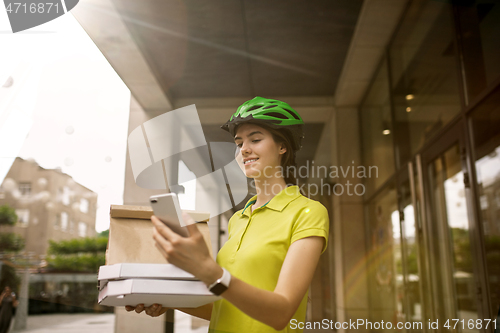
[12,312,209,333]
[13,313,328,333]
[15,313,115,333]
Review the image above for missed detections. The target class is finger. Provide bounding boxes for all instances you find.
[125,306,135,312]
[152,216,180,242]
[181,212,195,226]
[150,304,163,317]
[154,241,169,259]
[186,223,201,237]
[153,228,174,253]
[135,304,145,314]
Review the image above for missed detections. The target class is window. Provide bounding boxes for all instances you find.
[80,199,89,213]
[15,209,29,226]
[455,1,500,102]
[19,183,31,196]
[389,0,461,163]
[54,214,60,229]
[78,222,87,237]
[61,187,70,206]
[360,59,394,196]
[61,212,68,231]
[471,87,500,319]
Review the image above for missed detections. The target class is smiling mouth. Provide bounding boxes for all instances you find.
[244,158,259,165]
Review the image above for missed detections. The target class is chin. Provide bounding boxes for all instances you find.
[244,166,263,178]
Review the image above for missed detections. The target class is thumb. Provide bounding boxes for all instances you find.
[186,223,201,237]
[182,212,201,236]
[181,211,195,225]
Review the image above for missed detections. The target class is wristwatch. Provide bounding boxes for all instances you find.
[208,268,231,295]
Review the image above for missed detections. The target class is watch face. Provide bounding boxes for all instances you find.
[210,283,228,296]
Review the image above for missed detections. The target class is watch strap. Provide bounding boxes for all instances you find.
[208,268,231,295]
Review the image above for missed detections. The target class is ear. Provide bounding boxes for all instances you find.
[279,145,287,154]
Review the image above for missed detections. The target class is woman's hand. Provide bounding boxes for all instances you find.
[125,304,169,317]
[151,212,222,285]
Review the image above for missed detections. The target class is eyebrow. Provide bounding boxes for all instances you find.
[234,131,263,141]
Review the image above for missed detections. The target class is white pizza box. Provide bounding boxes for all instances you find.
[98,278,221,307]
[98,263,197,291]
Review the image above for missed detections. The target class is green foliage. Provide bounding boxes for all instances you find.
[47,253,106,272]
[0,263,20,294]
[48,237,108,255]
[485,235,500,275]
[0,205,17,226]
[98,229,109,238]
[0,233,25,252]
[405,246,419,274]
[451,228,473,272]
[484,235,500,252]
[47,236,108,272]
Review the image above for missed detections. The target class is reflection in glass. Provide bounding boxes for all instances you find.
[361,59,394,196]
[428,144,479,331]
[366,183,407,326]
[390,0,461,165]
[471,90,500,321]
[456,1,500,101]
[399,178,424,331]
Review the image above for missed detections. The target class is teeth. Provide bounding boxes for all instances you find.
[244,158,258,165]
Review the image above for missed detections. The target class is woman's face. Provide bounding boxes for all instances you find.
[234,123,285,180]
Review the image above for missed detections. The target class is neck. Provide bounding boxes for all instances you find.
[252,176,288,207]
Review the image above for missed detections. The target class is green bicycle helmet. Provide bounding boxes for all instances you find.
[221,97,305,151]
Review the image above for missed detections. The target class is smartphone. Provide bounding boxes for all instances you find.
[149,193,190,237]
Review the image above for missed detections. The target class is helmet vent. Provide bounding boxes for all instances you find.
[264,112,289,119]
[263,105,277,109]
[284,108,301,120]
[247,106,260,112]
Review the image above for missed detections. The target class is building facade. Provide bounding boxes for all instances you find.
[319,1,500,331]
[0,157,97,255]
[70,0,500,332]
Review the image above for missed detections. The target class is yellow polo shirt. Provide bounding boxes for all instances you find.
[208,185,329,333]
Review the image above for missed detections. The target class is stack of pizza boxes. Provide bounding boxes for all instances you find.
[97,205,220,307]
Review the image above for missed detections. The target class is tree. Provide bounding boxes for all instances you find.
[0,205,17,226]
[0,233,25,252]
[0,205,25,252]
[46,237,107,272]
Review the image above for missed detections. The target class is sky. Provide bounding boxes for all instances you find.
[0,8,131,232]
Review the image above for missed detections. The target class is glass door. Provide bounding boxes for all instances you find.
[398,168,426,332]
[419,122,485,332]
[469,86,500,333]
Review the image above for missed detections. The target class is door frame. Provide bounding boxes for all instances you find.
[416,120,491,331]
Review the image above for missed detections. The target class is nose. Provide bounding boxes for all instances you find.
[239,142,252,156]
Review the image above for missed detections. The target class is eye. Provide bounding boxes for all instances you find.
[236,143,242,148]
[252,140,261,143]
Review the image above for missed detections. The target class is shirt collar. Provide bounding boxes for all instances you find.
[241,185,302,217]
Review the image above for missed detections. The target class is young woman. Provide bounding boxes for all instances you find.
[126,97,329,332]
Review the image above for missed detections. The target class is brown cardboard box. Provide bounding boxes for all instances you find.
[107,205,212,265]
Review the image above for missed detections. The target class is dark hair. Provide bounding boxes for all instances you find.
[236,122,299,186]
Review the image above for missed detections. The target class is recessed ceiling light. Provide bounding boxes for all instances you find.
[406,107,411,112]
[382,129,391,135]
[405,94,414,100]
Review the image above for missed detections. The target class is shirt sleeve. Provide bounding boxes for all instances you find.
[290,201,329,254]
